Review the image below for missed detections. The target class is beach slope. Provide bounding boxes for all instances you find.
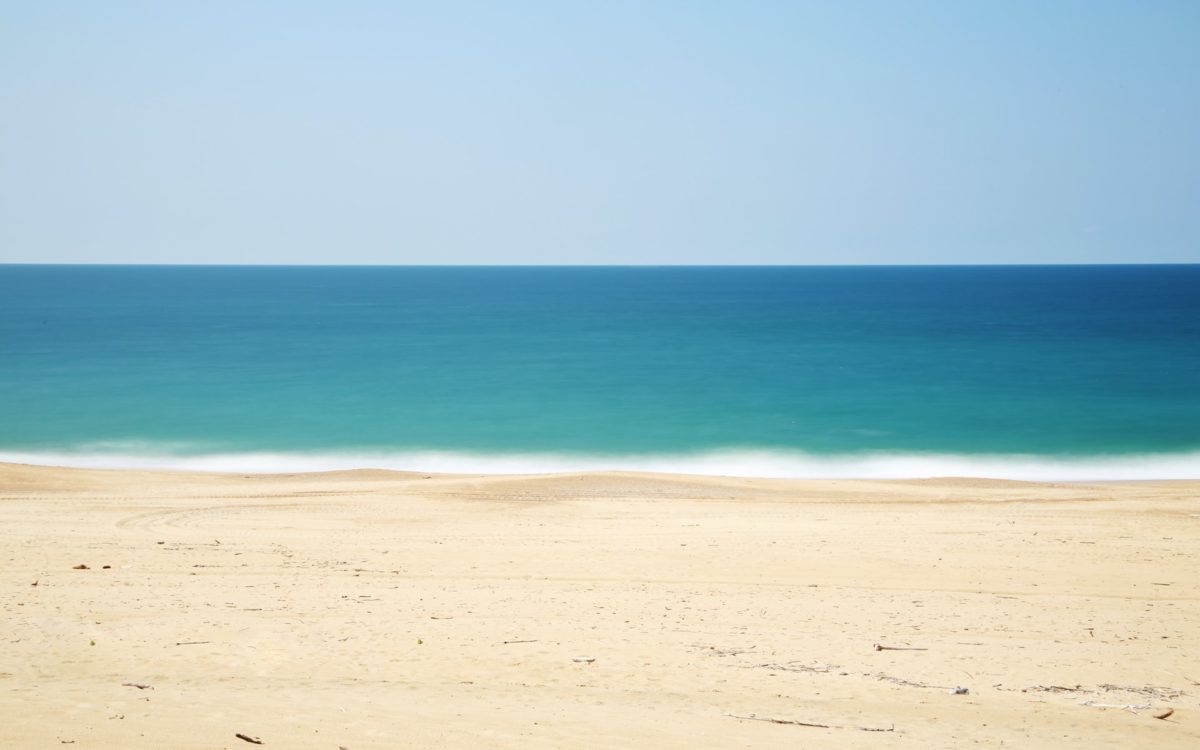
[1,463,1197,748]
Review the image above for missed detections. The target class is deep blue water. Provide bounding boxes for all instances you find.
[1,265,1197,477]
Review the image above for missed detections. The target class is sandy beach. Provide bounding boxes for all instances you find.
[1,462,1197,748]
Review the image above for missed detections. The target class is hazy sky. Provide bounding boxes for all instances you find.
[2,1,1197,264]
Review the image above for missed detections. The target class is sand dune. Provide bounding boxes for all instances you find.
[2,462,1197,748]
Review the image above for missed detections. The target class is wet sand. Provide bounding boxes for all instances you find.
[1,463,1197,748]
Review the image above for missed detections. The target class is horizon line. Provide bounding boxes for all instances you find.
[2,261,1197,269]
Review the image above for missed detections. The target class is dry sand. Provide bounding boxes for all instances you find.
[1,462,1198,748]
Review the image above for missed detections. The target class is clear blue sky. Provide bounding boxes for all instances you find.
[2,1,1197,264]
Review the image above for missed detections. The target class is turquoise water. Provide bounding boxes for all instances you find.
[1,265,1197,478]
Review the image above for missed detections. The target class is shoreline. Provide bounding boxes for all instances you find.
[3,448,1199,481]
[2,462,1197,748]
[5,456,1199,487]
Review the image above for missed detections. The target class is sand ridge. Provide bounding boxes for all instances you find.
[1,462,1198,748]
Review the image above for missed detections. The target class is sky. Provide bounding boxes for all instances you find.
[1,1,1197,265]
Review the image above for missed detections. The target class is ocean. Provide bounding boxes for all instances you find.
[1,264,1197,479]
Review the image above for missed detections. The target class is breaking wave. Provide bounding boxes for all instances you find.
[2,444,1198,480]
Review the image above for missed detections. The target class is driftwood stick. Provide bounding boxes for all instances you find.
[874,643,927,652]
[502,639,539,645]
[727,714,829,728]
[174,641,212,646]
[726,714,894,732]
[235,733,264,744]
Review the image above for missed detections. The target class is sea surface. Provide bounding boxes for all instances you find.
[1,265,1197,479]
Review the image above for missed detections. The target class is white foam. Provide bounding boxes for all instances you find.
[1,447,1197,480]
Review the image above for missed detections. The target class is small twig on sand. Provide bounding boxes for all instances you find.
[235,733,264,744]
[502,639,538,645]
[745,661,836,674]
[727,714,829,728]
[874,643,927,652]
[727,714,894,732]
[874,672,944,690]
[1154,708,1175,720]
[174,641,211,646]
[121,682,152,690]
[1027,685,1085,694]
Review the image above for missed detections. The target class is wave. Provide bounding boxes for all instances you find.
[1,444,1198,480]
